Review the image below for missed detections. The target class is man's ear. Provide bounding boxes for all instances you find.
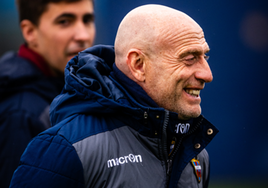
[126,49,146,82]
[20,20,38,48]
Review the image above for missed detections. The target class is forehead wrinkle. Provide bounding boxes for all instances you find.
[151,10,204,53]
[159,26,209,56]
[178,37,209,56]
[159,17,203,43]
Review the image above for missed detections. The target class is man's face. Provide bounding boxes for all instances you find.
[33,0,95,74]
[144,23,213,120]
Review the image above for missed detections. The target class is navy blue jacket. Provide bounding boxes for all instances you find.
[10,45,218,188]
[0,51,64,188]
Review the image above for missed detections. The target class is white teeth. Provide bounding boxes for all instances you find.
[185,89,200,96]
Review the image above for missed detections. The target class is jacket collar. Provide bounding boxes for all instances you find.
[110,63,158,108]
[18,44,53,76]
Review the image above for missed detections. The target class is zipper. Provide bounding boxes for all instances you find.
[167,159,173,176]
[161,110,169,162]
[160,110,171,186]
[164,115,204,179]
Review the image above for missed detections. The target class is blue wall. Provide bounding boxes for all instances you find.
[1,0,268,185]
[0,1,23,55]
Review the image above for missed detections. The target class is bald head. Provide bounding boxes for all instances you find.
[114,4,211,119]
[114,4,204,78]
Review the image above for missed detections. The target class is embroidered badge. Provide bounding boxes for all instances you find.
[191,158,202,183]
[169,137,177,156]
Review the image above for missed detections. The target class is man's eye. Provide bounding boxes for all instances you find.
[58,19,70,26]
[204,55,210,61]
[83,15,95,24]
[185,55,196,62]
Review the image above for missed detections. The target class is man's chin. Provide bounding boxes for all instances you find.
[177,108,201,120]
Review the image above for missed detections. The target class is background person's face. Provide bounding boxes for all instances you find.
[144,24,213,120]
[34,0,95,75]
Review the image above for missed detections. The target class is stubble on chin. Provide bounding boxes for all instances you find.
[177,106,201,120]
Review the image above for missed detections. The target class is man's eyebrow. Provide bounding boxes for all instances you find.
[54,13,76,22]
[83,13,95,20]
[84,13,95,17]
[179,49,210,58]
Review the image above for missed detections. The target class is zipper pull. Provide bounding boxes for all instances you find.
[144,111,148,125]
[167,159,173,176]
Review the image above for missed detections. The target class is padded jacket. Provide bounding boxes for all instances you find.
[0,50,64,188]
[10,45,218,188]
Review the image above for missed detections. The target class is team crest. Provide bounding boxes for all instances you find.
[191,158,202,183]
[169,140,175,156]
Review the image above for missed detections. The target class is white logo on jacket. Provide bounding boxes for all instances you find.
[175,123,190,134]
[107,153,142,168]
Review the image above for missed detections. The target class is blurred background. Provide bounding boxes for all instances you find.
[1,0,267,187]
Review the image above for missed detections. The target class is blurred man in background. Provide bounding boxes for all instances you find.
[0,0,95,187]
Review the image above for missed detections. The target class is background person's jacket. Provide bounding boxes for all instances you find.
[0,45,64,188]
[10,45,218,188]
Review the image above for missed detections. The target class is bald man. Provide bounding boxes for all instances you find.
[10,4,218,188]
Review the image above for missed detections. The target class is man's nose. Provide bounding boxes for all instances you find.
[73,22,91,42]
[195,57,213,83]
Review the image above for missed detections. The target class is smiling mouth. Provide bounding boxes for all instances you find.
[185,89,200,97]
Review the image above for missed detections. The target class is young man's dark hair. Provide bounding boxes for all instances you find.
[16,0,93,25]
